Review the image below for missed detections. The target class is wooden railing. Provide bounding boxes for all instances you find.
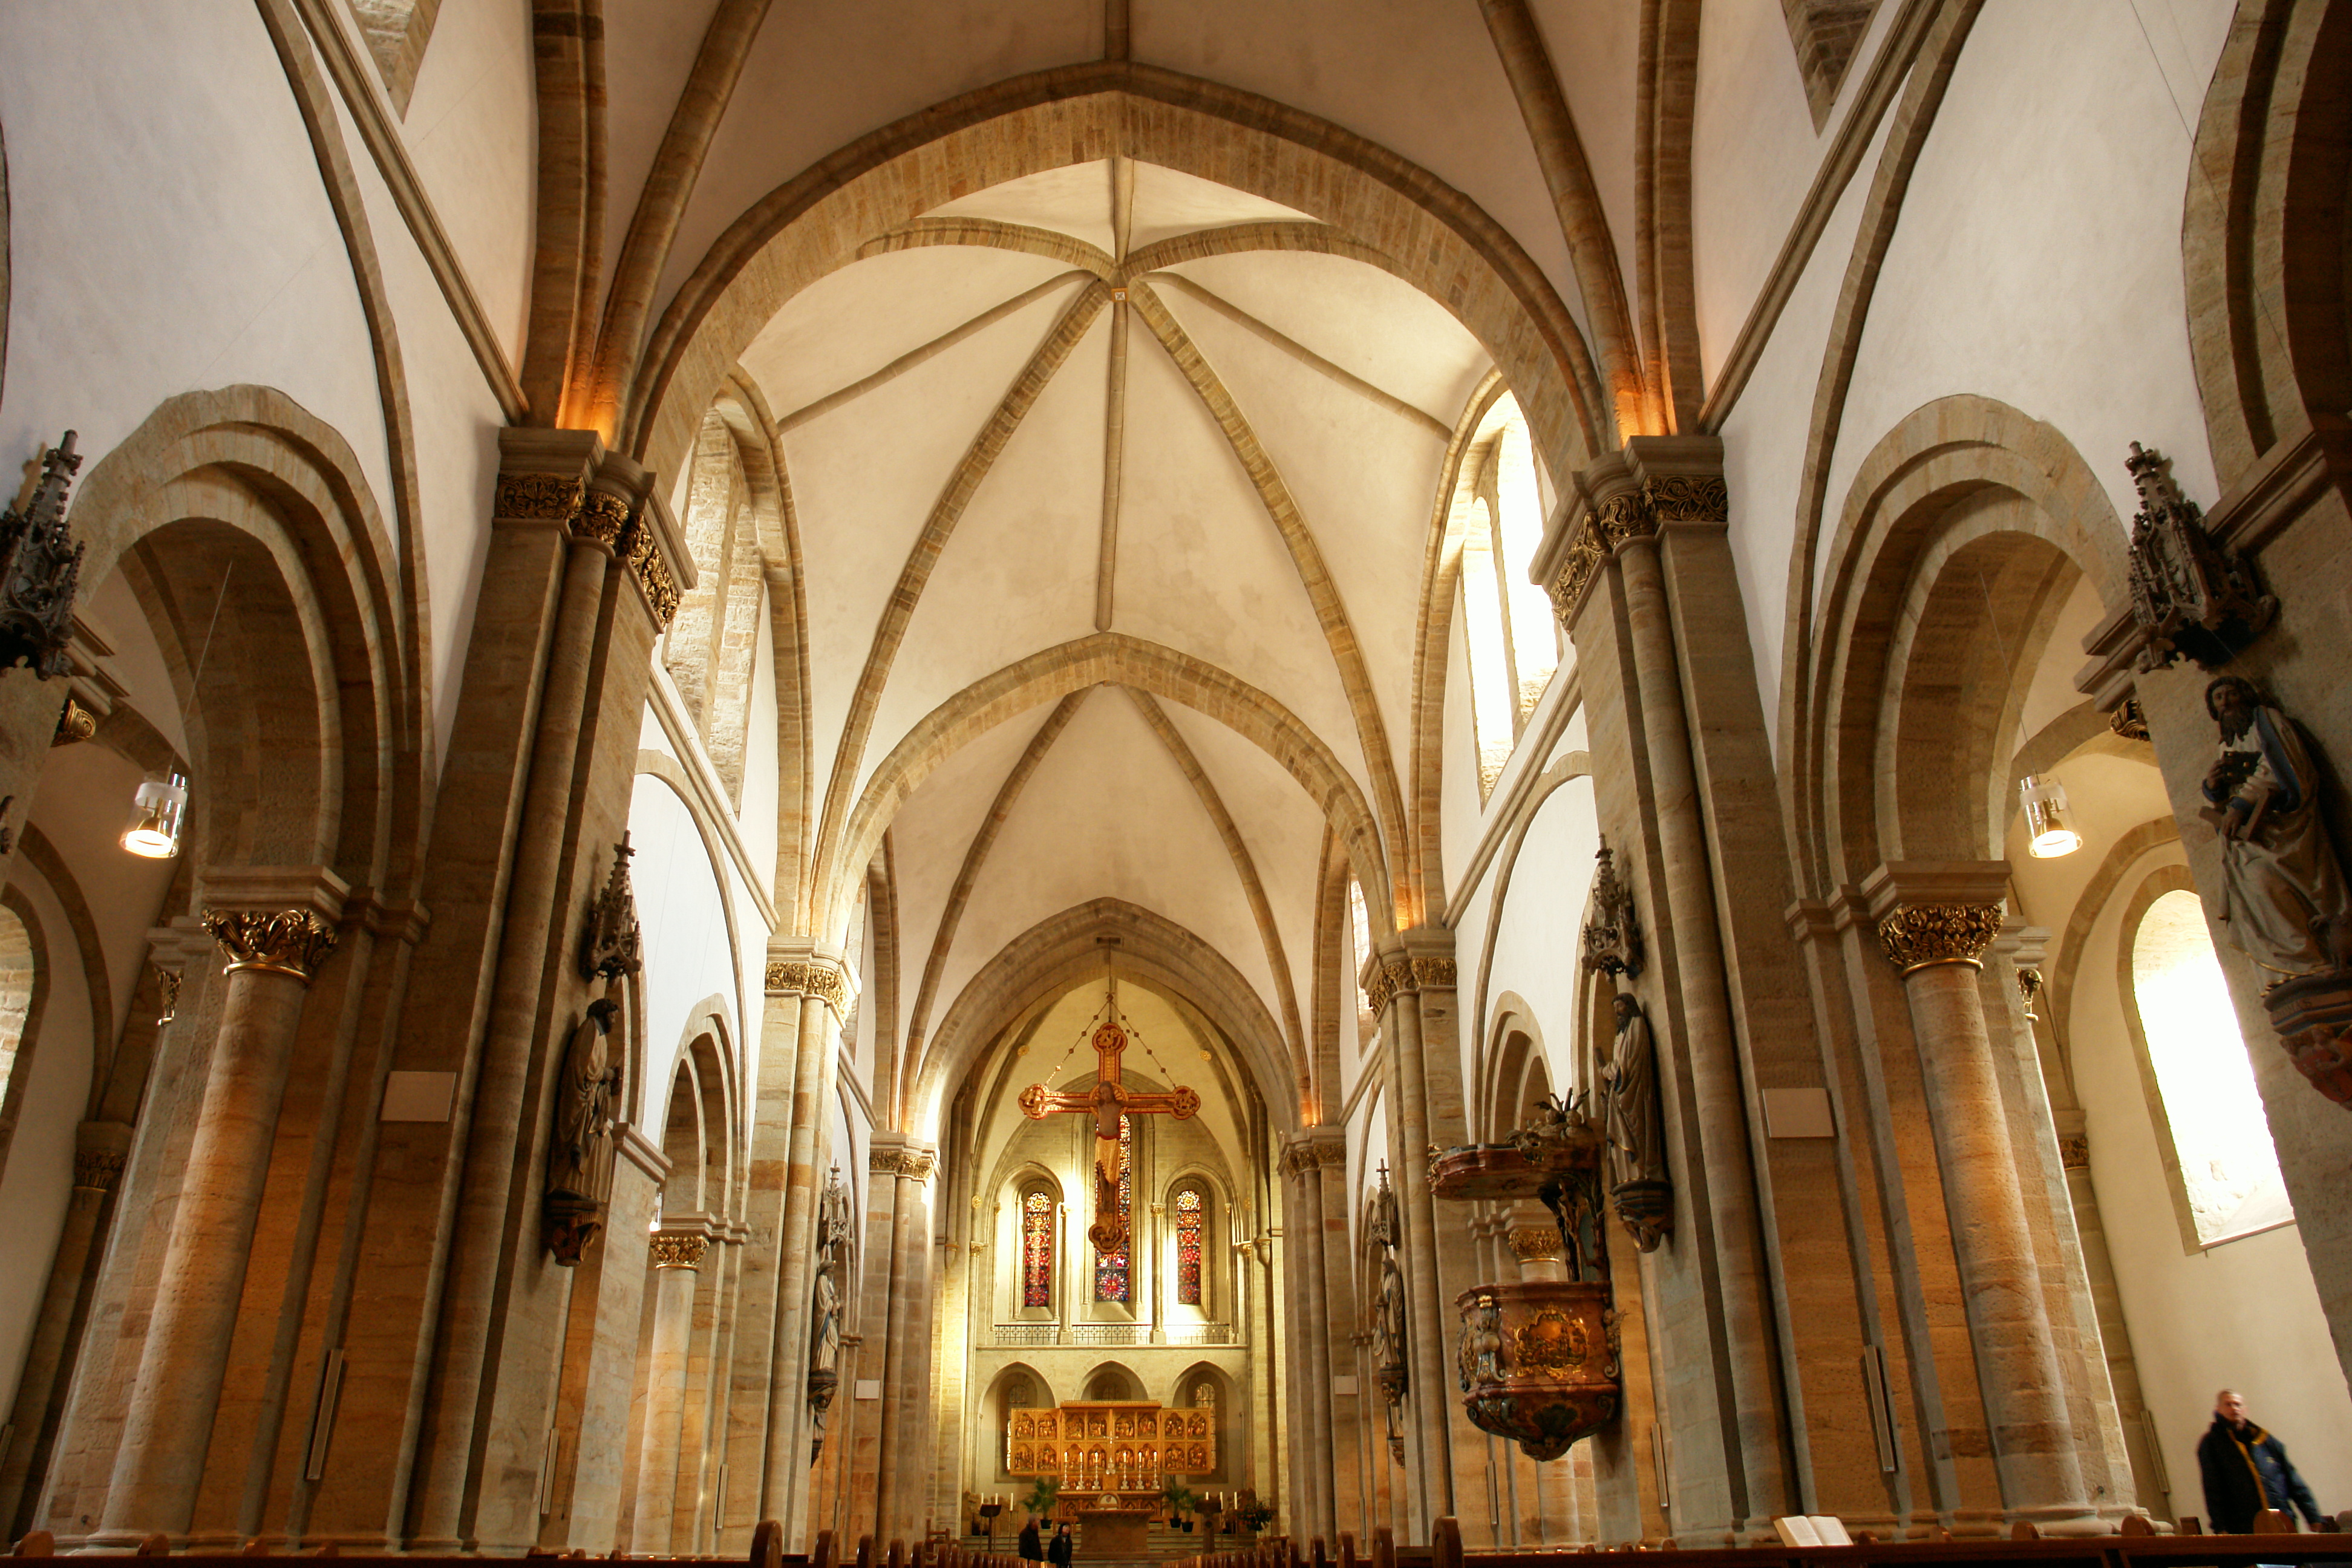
[1161,1515,2352,1568]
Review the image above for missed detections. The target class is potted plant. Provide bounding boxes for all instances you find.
[1159,1480,1194,1529]
[1238,1499,1275,1534]
[1019,1476,1061,1524]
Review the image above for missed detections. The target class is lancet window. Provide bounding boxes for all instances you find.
[1094,1116,1132,1302]
[1174,1184,1204,1305]
[1022,1188,1054,1308]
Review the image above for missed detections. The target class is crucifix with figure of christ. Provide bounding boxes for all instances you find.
[1019,1016,1200,1253]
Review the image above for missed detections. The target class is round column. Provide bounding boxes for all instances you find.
[633,1229,710,1552]
[96,906,339,1543]
[1877,902,2089,1524]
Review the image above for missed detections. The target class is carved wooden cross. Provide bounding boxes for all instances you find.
[1019,1021,1200,1252]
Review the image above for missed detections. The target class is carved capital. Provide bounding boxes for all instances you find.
[627,526,683,629]
[1876,903,2003,975]
[52,696,96,746]
[1642,474,1728,525]
[74,1148,125,1191]
[203,907,339,982]
[572,487,631,552]
[871,1145,937,1181]
[494,471,584,522]
[1544,525,1605,625]
[766,957,852,1013]
[1411,956,1457,990]
[2059,1134,2090,1170]
[1506,1226,1563,1264]
[649,1230,710,1270]
[1593,491,1653,549]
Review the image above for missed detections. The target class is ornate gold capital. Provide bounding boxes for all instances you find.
[203,907,339,982]
[1364,957,1414,1018]
[74,1148,126,1192]
[572,488,631,552]
[1593,491,1653,549]
[1544,528,1604,624]
[649,1230,710,1270]
[1411,956,1457,990]
[494,472,585,522]
[1506,1226,1564,1264]
[871,1145,936,1180]
[616,511,682,629]
[1314,1140,1348,1169]
[1876,903,2003,975]
[1642,474,1728,525]
[766,958,851,1013]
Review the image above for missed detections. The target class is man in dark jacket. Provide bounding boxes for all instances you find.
[2200,1390,2324,1532]
[1018,1516,1044,1563]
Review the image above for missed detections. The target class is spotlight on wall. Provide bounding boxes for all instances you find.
[2019,774,2082,858]
[122,771,188,858]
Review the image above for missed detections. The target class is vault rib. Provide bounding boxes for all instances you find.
[1122,687,1310,1093]
[1149,272,1452,439]
[806,280,1112,929]
[1096,157,1136,632]
[1126,278,1416,923]
[775,270,1092,434]
[898,690,1090,1112]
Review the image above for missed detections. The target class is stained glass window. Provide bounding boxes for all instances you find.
[1094,1116,1132,1302]
[1175,1184,1204,1305]
[1022,1189,1054,1308]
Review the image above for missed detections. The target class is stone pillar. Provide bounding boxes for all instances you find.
[1282,1139,1334,1543]
[633,1227,710,1552]
[1866,869,2090,1526]
[870,1138,935,1545]
[400,434,690,1553]
[94,884,344,1543]
[1531,444,1805,1539]
[1362,950,1449,1533]
[1312,1135,1362,1538]
[760,948,855,1543]
[552,1126,667,1550]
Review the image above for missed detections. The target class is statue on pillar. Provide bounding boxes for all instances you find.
[1367,1163,1408,1466]
[544,998,624,1265]
[807,1164,854,1464]
[1598,994,1672,1252]
[2198,677,2350,977]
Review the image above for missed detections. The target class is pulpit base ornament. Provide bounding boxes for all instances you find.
[1455,1281,1620,1462]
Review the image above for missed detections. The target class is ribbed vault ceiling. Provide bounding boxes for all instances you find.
[739,157,1509,1126]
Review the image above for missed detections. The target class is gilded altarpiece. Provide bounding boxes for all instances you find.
[1004,1402,1216,1501]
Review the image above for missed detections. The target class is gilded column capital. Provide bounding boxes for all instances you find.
[1506,1226,1564,1265]
[1362,955,1415,1017]
[1876,903,2004,975]
[649,1230,710,1270]
[765,951,855,1012]
[871,1144,936,1181]
[1593,490,1655,549]
[1410,956,1457,990]
[1640,474,1729,526]
[492,471,586,523]
[572,486,632,552]
[202,907,339,983]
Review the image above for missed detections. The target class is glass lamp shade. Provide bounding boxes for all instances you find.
[122,772,188,859]
[2020,774,2082,858]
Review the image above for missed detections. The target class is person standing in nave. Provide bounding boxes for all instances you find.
[2200,1388,2325,1532]
[1047,1522,1073,1567]
[1018,1514,1044,1564]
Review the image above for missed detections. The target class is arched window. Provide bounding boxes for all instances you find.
[1455,397,1561,802]
[1094,1116,1132,1303]
[2131,888,2291,1246]
[1174,1184,1205,1305]
[1022,1188,1055,1308]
